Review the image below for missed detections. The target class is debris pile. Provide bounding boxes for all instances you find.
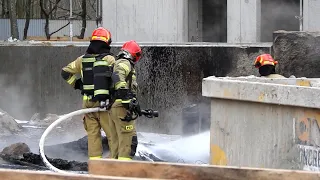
[0,109,22,136]
[0,143,87,171]
[0,109,209,172]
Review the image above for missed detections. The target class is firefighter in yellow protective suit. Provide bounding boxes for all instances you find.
[61,27,116,160]
[108,40,142,160]
[254,54,286,78]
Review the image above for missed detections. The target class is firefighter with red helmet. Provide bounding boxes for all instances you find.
[108,40,142,160]
[61,27,116,160]
[254,54,285,78]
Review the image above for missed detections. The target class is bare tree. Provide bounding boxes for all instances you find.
[40,0,68,40]
[50,0,88,39]
[16,0,24,18]
[95,0,102,27]
[8,0,19,39]
[23,0,31,40]
[78,0,86,39]
[1,0,8,18]
[88,0,96,13]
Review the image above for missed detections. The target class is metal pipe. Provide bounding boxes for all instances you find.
[96,0,102,27]
[69,0,73,41]
[300,0,303,31]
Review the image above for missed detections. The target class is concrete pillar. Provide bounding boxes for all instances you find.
[303,0,320,31]
[188,0,203,42]
[102,0,188,42]
[227,0,261,43]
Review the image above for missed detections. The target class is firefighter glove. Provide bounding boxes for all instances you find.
[74,79,83,90]
[120,98,141,122]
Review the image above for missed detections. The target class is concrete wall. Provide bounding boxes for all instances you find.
[0,42,270,135]
[303,0,320,31]
[102,0,188,42]
[227,0,261,43]
[203,77,320,171]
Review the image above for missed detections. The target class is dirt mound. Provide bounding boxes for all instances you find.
[29,113,60,127]
[0,109,22,136]
[29,113,84,129]
[28,113,86,145]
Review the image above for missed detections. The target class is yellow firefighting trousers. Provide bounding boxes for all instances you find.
[82,99,115,159]
[108,104,138,160]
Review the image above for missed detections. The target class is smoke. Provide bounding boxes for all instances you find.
[0,70,34,121]
[0,69,85,153]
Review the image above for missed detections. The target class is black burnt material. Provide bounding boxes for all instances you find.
[41,136,110,164]
[0,141,89,171]
[0,152,88,171]
[24,153,88,171]
[0,136,164,171]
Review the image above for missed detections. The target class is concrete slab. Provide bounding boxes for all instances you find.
[202,76,320,109]
[0,41,273,47]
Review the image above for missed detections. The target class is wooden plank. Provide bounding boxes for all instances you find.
[0,168,162,180]
[88,159,320,180]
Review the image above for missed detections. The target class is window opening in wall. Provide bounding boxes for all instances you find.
[202,0,227,42]
[261,0,300,42]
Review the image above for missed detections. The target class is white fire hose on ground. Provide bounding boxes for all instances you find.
[38,107,106,174]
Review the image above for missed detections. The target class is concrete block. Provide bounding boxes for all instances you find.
[203,76,320,171]
[273,31,320,78]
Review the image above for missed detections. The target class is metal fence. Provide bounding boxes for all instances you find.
[0,19,97,40]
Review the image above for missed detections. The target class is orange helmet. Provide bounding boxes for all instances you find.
[254,54,278,68]
[120,40,142,62]
[91,27,112,44]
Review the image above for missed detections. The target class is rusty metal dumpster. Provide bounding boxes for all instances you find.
[202,76,320,172]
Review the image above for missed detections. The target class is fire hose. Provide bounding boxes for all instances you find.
[39,104,159,174]
[39,107,105,174]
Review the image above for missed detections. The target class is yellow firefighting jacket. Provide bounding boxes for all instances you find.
[112,58,138,106]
